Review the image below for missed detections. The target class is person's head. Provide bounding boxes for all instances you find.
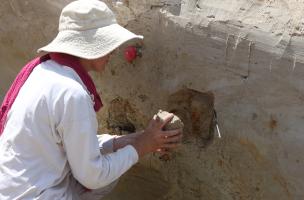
[38,0,143,72]
[78,51,112,72]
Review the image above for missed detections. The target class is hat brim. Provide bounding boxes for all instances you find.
[38,24,143,59]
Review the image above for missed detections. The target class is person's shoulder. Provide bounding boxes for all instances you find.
[56,80,89,103]
[41,60,86,89]
[39,60,90,100]
[51,81,93,112]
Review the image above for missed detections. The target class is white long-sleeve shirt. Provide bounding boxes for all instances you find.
[0,60,138,200]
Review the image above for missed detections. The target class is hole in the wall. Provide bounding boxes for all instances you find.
[107,97,139,134]
[168,88,215,147]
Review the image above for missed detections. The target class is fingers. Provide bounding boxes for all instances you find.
[155,148,169,153]
[150,114,165,129]
[150,113,174,130]
[151,132,182,154]
[153,114,161,123]
[160,129,183,150]
[162,129,182,138]
[160,114,174,129]
[164,133,183,143]
[155,148,162,152]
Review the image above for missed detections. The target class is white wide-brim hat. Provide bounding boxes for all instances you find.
[38,0,143,59]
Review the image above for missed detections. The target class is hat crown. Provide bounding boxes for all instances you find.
[59,0,116,31]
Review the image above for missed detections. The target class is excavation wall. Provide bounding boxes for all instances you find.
[1,0,304,199]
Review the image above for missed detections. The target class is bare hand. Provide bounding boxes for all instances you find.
[132,114,183,157]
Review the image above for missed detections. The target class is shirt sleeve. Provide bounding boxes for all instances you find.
[56,88,138,189]
[97,134,115,155]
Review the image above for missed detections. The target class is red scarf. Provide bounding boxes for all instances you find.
[0,53,102,135]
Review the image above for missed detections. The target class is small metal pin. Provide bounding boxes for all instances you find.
[213,110,221,138]
[216,123,221,138]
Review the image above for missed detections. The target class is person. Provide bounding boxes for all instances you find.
[0,0,182,199]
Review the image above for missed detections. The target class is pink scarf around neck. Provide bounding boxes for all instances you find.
[0,53,102,135]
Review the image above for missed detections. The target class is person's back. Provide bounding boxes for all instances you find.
[0,60,94,199]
